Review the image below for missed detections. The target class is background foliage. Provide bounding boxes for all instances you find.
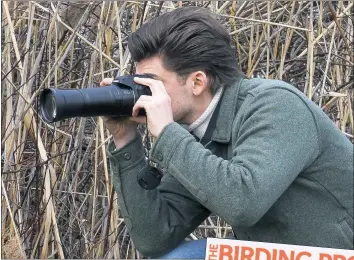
[1,1,353,258]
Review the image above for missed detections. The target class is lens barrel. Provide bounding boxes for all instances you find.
[40,75,152,123]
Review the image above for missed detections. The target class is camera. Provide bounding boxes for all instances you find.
[40,74,162,190]
[39,74,152,123]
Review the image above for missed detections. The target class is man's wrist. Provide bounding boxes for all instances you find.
[107,133,145,173]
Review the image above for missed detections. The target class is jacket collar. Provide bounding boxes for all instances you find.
[211,76,245,143]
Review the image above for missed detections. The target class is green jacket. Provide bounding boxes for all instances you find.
[107,77,354,257]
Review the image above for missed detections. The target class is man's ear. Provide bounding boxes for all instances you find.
[188,71,209,96]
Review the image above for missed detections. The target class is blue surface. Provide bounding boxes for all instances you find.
[159,239,207,259]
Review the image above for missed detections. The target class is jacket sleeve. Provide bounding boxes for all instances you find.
[107,135,210,258]
[149,87,320,228]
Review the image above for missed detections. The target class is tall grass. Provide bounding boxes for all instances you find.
[1,1,353,258]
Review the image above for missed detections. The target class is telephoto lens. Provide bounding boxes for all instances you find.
[40,74,152,123]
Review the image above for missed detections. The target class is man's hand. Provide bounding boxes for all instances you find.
[131,77,174,138]
[100,78,141,149]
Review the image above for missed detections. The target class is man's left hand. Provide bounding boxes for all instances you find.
[131,77,174,138]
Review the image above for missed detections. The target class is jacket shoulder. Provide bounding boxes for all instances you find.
[240,78,301,96]
[238,78,313,107]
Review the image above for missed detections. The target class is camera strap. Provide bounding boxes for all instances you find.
[137,118,163,190]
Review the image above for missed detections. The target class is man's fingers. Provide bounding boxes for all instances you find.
[100,78,113,87]
[138,95,153,101]
[132,100,149,117]
[131,96,152,116]
[133,77,167,96]
[129,116,146,124]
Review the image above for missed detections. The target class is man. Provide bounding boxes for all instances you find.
[101,7,353,258]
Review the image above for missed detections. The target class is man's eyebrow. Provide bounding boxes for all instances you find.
[141,73,159,79]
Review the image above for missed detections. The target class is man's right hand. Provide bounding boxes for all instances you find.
[100,78,140,149]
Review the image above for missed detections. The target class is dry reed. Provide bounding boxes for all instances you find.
[1,1,353,259]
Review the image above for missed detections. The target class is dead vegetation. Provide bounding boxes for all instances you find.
[1,1,353,259]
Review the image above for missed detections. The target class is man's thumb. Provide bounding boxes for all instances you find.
[99,78,113,87]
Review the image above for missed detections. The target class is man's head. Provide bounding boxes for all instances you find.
[128,7,243,124]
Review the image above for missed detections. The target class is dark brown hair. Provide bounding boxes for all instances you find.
[128,7,244,93]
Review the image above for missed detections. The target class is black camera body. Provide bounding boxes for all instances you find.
[40,74,152,123]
